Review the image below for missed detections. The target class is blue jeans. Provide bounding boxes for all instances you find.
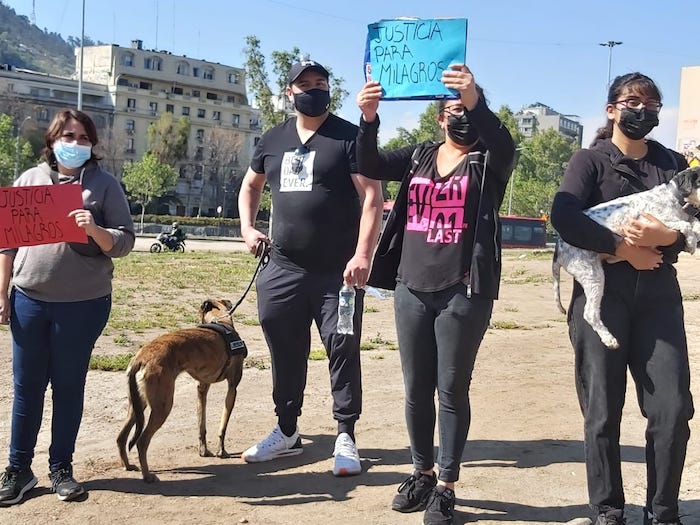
[394,282,493,482]
[9,289,111,472]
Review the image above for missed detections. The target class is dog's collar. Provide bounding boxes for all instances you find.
[198,322,248,357]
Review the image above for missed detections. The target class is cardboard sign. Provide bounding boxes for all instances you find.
[364,18,468,100]
[0,184,88,249]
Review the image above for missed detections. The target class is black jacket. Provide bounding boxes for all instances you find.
[357,98,515,298]
[551,138,688,259]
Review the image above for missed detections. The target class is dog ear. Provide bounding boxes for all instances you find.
[200,300,215,314]
[221,299,233,310]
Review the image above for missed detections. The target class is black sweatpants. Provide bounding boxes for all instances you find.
[567,262,694,521]
[256,259,364,431]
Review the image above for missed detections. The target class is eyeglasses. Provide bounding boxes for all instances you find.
[291,145,310,174]
[614,98,663,112]
[442,105,466,117]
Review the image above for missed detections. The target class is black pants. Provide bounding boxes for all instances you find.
[568,263,694,521]
[256,259,363,428]
[394,282,493,482]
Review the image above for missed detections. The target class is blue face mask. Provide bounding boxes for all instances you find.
[53,140,92,169]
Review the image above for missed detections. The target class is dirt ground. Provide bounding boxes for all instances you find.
[0,249,698,525]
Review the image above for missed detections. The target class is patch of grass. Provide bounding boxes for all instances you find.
[683,293,700,302]
[364,306,379,313]
[239,318,261,326]
[309,348,327,360]
[360,341,378,351]
[503,305,519,312]
[112,333,133,347]
[369,332,392,345]
[490,320,525,330]
[89,353,133,371]
[244,356,269,370]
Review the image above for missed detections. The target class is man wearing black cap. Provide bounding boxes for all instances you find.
[238,57,383,477]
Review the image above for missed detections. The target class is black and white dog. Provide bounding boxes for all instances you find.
[553,166,700,349]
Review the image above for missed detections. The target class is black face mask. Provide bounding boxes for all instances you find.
[293,88,330,117]
[617,107,659,141]
[447,113,479,146]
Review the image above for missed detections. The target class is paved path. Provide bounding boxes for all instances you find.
[133,236,249,253]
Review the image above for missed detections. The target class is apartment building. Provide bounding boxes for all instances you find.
[0,40,262,217]
[676,66,700,166]
[514,102,583,146]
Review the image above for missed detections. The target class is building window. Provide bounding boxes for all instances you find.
[192,90,200,98]
[196,129,204,141]
[228,71,240,84]
[254,137,261,146]
[203,67,215,80]
[149,101,158,114]
[194,147,204,161]
[197,108,206,118]
[166,104,174,113]
[206,92,217,100]
[126,119,135,133]
[226,95,235,104]
[127,98,136,109]
[232,114,240,127]
[182,106,190,116]
[139,81,152,90]
[37,108,49,122]
[192,67,199,77]
[212,111,221,121]
[122,53,134,67]
[117,77,129,86]
[126,138,135,153]
[144,56,162,71]
[172,86,183,95]
[176,61,189,75]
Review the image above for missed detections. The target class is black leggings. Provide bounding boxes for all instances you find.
[394,282,493,483]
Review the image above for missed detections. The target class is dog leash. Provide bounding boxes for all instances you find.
[223,240,270,317]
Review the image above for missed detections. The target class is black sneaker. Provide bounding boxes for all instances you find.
[595,509,626,525]
[391,470,437,513]
[423,487,456,525]
[49,467,85,501]
[0,467,38,506]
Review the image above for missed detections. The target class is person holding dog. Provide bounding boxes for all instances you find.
[550,73,693,525]
[355,64,515,525]
[0,109,135,505]
[238,58,383,476]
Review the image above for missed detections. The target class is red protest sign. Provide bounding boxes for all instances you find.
[0,184,88,249]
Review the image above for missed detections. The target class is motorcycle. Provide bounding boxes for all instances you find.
[150,232,186,253]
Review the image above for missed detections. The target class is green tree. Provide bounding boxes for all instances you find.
[243,35,349,131]
[503,128,579,218]
[146,112,190,165]
[122,152,178,230]
[0,113,34,185]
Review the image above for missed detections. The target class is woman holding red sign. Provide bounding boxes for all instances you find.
[0,109,134,506]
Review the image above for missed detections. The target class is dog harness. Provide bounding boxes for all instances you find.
[197,323,248,358]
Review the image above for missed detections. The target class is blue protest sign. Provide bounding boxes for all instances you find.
[364,18,468,101]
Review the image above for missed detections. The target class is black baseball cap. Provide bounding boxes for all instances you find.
[288,59,330,85]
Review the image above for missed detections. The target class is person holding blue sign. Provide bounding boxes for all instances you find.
[356,64,515,525]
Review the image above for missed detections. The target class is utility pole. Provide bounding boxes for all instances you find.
[599,40,623,87]
[14,116,32,179]
[77,0,85,110]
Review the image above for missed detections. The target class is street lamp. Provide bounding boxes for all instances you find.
[599,40,623,87]
[14,116,32,180]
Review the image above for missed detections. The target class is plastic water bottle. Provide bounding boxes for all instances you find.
[337,284,356,335]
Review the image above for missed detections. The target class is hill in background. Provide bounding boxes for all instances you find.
[0,1,104,76]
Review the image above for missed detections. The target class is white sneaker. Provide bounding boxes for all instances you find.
[241,425,303,463]
[333,433,361,476]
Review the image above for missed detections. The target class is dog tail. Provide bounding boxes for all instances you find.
[127,362,146,451]
[552,242,567,315]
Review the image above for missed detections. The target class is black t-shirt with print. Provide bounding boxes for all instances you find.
[250,114,360,273]
[398,148,479,292]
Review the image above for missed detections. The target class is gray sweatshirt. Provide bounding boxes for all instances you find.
[1,161,135,302]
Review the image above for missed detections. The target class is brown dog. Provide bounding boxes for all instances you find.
[117,299,246,482]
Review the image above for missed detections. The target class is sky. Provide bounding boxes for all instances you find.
[5,0,700,148]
